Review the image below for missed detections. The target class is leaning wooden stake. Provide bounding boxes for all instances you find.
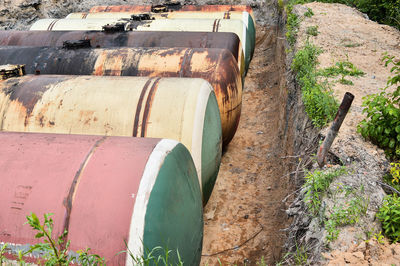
[317,92,355,167]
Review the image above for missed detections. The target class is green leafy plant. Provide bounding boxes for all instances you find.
[20,212,105,265]
[318,60,365,85]
[304,7,314,17]
[286,6,300,46]
[390,162,400,183]
[25,212,73,265]
[303,166,347,215]
[325,194,369,241]
[358,56,400,159]
[377,194,400,242]
[306,26,318,36]
[0,243,8,265]
[280,242,308,265]
[122,242,183,266]
[292,40,339,127]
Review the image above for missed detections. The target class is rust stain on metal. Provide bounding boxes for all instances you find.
[62,136,107,247]
[132,78,153,137]
[89,5,254,14]
[1,76,66,126]
[141,77,161,137]
[179,49,194,77]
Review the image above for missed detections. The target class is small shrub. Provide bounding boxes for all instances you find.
[0,243,8,264]
[390,162,400,183]
[292,40,339,127]
[326,194,369,241]
[286,8,300,46]
[318,60,365,85]
[304,7,314,17]
[358,56,400,159]
[377,194,400,243]
[306,25,318,36]
[303,166,347,215]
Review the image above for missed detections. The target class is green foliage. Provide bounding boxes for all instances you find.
[325,194,369,241]
[377,194,400,242]
[280,243,309,265]
[278,0,285,13]
[358,56,400,159]
[318,60,365,85]
[286,6,300,46]
[304,7,314,17]
[292,41,339,127]
[0,243,8,264]
[303,166,347,215]
[306,26,318,36]
[7,212,106,265]
[390,162,400,183]
[122,243,184,266]
[25,212,74,265]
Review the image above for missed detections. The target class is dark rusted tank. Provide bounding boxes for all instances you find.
[30,18,253,71]
[0,46,241,145]
[0,132,203,265]
[0,30,245,78]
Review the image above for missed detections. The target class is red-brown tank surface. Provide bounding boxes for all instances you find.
[89,4,254,19]
[0,46,241,145]
[0,132,203,265]
[0,30,243,70]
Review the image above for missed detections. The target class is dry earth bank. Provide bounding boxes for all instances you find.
[286,2,400,265]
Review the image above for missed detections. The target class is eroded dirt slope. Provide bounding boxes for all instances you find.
[289,2,400,265]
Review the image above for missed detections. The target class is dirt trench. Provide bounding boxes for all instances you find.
[201,21,300,265]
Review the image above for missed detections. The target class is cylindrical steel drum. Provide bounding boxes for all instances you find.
[66,10,256,56]
[0,132,202,265]
[0,46,241,145]
[30,18,253,70]
[0,75,221,202]
[0,30,245,78]
[89,4,255,26]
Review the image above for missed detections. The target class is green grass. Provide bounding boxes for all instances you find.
[325,192,369,241]
[292,40,339,127]
[306,26,318,36]
[303,166,348,215]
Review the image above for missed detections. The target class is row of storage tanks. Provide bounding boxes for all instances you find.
[0,3,255,265]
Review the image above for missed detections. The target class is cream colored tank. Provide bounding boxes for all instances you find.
[0,74,222,202]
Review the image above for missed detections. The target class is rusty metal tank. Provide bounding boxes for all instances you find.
[0,30,245,78]
[0,72,222,203]
[0,132,202,265]
[89,4,255,25]
[65,10,256,58]
[0,46,241,145]
[29,18,253,71]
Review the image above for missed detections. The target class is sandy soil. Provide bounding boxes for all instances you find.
[294,2,400,264]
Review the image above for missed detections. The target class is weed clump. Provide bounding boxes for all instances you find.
[292,40,339,127]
